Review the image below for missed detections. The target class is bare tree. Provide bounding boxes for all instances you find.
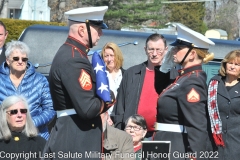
[0,0,5,14]
[237,0,240,37]
[207,2,238,39]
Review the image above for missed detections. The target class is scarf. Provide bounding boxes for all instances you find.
[207,79,225,147]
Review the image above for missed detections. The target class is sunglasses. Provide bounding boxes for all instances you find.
[6,109,28,115]
[12,57,28,62]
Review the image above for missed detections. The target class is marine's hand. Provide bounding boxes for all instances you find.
[105,90,116,108]
[160,47,176,73]
[100,90,116,114]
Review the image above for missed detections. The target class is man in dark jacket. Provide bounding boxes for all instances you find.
[112,34,176,139]
[0,21,8,64]
[43,6,114,159]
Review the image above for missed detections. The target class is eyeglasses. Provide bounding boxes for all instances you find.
[147,48,166,54]
[12,57,28,62]
[125,125,143,131]
[6,109,28,115]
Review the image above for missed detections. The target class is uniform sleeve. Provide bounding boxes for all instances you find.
[60,56,103,120]
[32,76,56,127]
[177,75,208,154]
[154,66,171,94]
[112,72,128,130]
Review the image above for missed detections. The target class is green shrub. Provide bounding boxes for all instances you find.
[0,18,66,43]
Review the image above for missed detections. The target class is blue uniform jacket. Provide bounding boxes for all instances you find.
[0,62,55,140]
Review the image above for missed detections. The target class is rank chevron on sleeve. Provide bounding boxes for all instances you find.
[79,69,92,90]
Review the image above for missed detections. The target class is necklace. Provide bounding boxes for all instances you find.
[225,79,239,87]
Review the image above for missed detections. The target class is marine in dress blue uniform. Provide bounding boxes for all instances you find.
[154,24,215,160]
[43,6,114,160]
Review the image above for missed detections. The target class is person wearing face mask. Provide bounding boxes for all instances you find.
[0,40,55,140]
[207,50,240,160]
[125,114,147,160]
[154,24,215,160]
[101,42,125,116]
[0,95,46,159]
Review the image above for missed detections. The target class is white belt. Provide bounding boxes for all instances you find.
[155,122,187,133]
[57,109,77,118]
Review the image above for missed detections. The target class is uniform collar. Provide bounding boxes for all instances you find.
[178,64,202,76]
[66,36,90,55]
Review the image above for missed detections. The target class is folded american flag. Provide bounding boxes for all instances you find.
[92,51,111,103]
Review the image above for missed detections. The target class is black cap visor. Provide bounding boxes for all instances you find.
[170,39,209,50]
[89,20,108,29]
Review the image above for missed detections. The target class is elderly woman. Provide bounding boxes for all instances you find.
[101,42,125,116]
[207,50,240,160]
[125,114,147,160]
[0,95,46,157]
[0,40,55,140]
[154,24,215,160]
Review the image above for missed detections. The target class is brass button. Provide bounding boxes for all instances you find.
[192,71,195,74]
[14,136,20,141]
[74,47,77,50]
[92,124,94,127]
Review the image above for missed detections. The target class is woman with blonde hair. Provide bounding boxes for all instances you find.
[207,50,240,160]
[101,42,125,116]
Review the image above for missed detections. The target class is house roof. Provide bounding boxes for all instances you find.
[8,0,24,9]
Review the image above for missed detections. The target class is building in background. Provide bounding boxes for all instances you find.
[205,29,228,40]
[0,0,50,21]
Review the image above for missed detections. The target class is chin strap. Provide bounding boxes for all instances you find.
[179,47,193,65]
[85,20,93,48]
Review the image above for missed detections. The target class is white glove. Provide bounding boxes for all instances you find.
[160,47,176,73]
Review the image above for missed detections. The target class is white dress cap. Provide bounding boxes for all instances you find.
[65,6,108,22]
[170,24,215,49]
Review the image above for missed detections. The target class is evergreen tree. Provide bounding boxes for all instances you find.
[166,2,207,34]
[105,0,166,28]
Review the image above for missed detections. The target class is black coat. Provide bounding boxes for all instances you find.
[112,61,176,130]
[44,36,106,159]
[0,132,46,160]
[0,45,6,65]
[154,65,213,160]
[209,75,240,160]
[112,61,147,129]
